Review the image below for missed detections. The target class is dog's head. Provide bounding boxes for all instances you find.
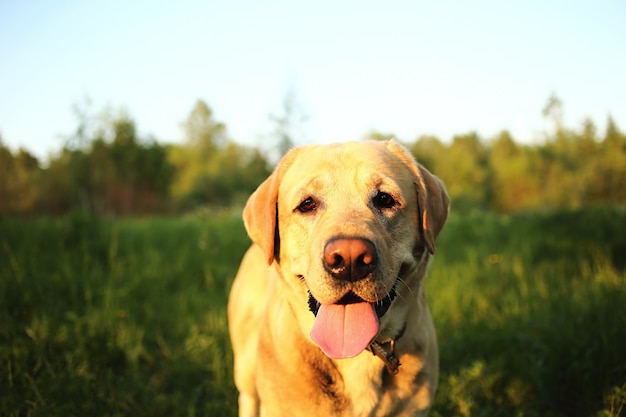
[243,140,449,359]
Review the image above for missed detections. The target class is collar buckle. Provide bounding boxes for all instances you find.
[368,338,400,374]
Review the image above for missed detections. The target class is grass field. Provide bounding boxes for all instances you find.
[1,208,625,416]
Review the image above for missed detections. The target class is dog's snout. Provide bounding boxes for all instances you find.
[323,238,377,282]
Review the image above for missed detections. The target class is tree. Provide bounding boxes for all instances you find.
[576,118,601,206]
[169,100,228,206]
[269,89,308,160]
[182,99,226,157]
[408,135,445,173]
[0,139,15,214]
[169,99,271,210]
[37,151,74,215]
[10,148,41,214]
[489,131,529,212]
[437,132,489,211]
[543,93,564,135]
[604,115,624,149]
[595,116,626,204]
[35,106,174,216]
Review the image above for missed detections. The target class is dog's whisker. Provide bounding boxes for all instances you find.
[396,277,413,295]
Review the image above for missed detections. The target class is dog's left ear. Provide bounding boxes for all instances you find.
[243,148,299,265]
[386,140,450,254]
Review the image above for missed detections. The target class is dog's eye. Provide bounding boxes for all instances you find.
[297,197,318,213]
[372,191,397,210]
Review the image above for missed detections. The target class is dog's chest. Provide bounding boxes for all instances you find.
[333,354,385,415]
[323,352,431,417]
[308,353,422,417]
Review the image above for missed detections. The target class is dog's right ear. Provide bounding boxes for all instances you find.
[243,173,279,265]
[243,148,298,265]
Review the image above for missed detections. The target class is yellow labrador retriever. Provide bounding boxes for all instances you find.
[228,140,449,417]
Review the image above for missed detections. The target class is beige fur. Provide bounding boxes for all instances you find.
[228,140,449,417]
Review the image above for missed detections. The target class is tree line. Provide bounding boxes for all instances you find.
[406,114,626,212]
[1,97,625,216]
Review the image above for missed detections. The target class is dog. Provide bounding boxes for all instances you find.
[228,140,449,416]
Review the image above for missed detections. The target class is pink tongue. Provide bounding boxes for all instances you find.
[310,302,379,359]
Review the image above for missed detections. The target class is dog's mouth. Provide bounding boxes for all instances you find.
[307,284,398,360]
[307,284,398,318]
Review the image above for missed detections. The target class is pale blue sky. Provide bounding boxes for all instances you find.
[1,0,625,160]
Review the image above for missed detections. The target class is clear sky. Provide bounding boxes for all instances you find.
[1,0,625,160]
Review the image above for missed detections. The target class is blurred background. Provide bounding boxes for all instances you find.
[1,0,625,216]
[1,2,625,417]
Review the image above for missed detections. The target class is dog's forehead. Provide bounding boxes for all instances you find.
[279,142,413,199]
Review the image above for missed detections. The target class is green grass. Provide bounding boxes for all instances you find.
[428,210,626,417]
[1,212,247,416]
[1,209,625,416]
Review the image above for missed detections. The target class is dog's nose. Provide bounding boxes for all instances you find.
[323,238,377,281]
